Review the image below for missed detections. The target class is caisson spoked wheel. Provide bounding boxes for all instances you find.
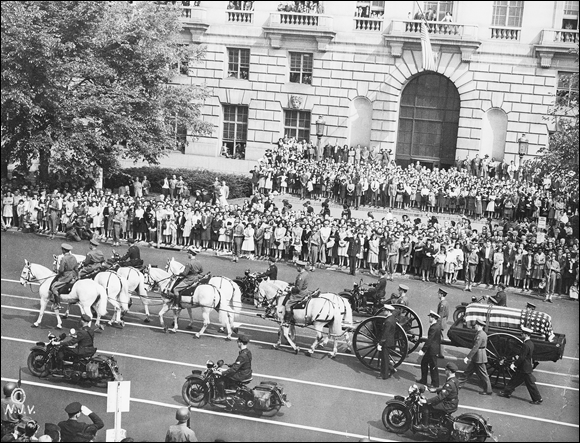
[352,317,409,371]
[382,403,412,434]
[486,332,522,388]
[375,305,423,354]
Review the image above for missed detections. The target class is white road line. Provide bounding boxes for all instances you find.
[2,301,579,384]
[3,335,579,428]
[0,377,397,442]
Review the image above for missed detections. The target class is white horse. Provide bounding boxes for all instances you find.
[257,282,353,358]
[145,266,241,338]
[20,260,108,329]
[116,266,152,322]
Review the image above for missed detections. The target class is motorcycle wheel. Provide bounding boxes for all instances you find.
[27,350,50,378]
[182,379,209,408]
[456,416,488,442]
[453,307,466,322]
[260,394,282,417]
[382,403,412,434]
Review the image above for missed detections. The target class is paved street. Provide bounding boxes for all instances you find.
[1,230,578,442]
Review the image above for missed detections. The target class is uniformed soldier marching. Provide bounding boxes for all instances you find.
[50,243,79,310]
[459,318,493,395]
[377,304,397,380]
[259,256,278,280]
[171,248,203,308]
[80,239,105,278]
[214,334,253,403]
[416,311,442,388]
[416,362,460,432]
[54,314,97,372]
[436,288,449,356]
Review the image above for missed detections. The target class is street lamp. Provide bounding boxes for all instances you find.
[315,116,326,161]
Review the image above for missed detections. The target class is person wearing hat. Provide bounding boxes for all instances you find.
[416,311,442,388]
[165,407,197,442]
[436,288,449,357]
[458,318,492,395]
[115,237,143,269]
[57,401,103,443]
[415,362,459,432]
[49,243,79,310]
[499,326,543,404]
[377,304,397,380]
[1,382,26,437]
[365,269,388,309]
[283,260,310,318]
[170,248,203,309]
[489,283,507,307]
[79,239,106,279]
[258,256,278,281]
[53,314,97,373]
[387,284,409,307]
[214,334,252,403]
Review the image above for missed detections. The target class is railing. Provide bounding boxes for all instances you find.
[280,12,320,27]
[268,12,334,30]
[403,19,462,36]
[179,6,207,22]
[543,28,579,44]
[490,26,520,41]
[227,10,254,24]
[354,17,383,32]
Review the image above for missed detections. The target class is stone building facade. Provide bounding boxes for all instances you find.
[152,1,579,174]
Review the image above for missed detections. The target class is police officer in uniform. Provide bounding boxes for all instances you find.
[54,314,97,372]
[387,284,409,306]
[116,237,143,268]
[499,326,543,404]
[171,248,203,308]
[416,362,460,432]
[214,334,252,403]
[80,239,105,278]
[259,256,278,280]
[459,318,493,395]
[50,243,79,310]
[437,288,449,356]
[416,311,441,388]
[377,304,397,380]
[283,260,310,318]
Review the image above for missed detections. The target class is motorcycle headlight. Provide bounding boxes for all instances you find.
[206,360,214,369]
[409,385,417,394]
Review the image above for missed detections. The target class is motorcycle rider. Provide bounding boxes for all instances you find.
[110,238,143,268]
[415,361,459,432]
[53,314,96,373]
[364,269,388,308]
[214,334,252,403]
[79,239,105,278]
[49,243,79,310]
[258,256,278,280]
[1,383,25,438]
[170,248,203,309]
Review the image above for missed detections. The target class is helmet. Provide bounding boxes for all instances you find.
[175,407,190,422]
[3,382,17,397]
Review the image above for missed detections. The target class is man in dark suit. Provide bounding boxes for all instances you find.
[416,311,442,388]
[347,232,360,276]
[478,240,494,287]
[377,304,397,380]
[260,257,278,280]
[499,326,542,404]
[58,402,104,443]
[116,237,143,268]
[459,319,492,395]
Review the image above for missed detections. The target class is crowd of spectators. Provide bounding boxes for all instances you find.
[277,1,323,14]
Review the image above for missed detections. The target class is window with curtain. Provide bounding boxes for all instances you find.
[492,1,524,27]
[223,105,248,159]
[289,53,313,85]
[227,48,250,79]
[284,110,311,141]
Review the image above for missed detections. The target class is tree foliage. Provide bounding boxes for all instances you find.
[1,1,213,183]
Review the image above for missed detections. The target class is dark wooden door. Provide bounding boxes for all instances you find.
[396,73,460,169]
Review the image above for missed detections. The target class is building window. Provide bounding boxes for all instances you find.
[556,72,579,107]
[492,1,524,27]
[354,1,385,18]
[289,53,313,85]
[223,105,248,159]
[284,110,311,141]
[562,1,579,29]
[423,1,453,21]
[227,48,250,79]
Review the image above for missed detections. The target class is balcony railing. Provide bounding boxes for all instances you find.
[490,26,521,41]
[354,17,383,32]
[264,12,335,50]
[543,28,579,44]
[227,10,254,24]
[403,19,463,36]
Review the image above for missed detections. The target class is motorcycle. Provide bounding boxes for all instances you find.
[382,384,497,442]
[234,270,263,303]
[27,333,123,387]
[339,279,385,315]
[182,359,290,417]
[453,295,492,322]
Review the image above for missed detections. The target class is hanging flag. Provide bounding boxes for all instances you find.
[420,19,435,71]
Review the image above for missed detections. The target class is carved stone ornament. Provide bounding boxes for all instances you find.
[289,95,304,109]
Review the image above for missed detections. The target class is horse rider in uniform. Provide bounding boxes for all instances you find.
[79,239,105,278]
[171,248,203,309]
[416,362,460,432]
[214,334,253,403]
[114,238,143,268]
[282,260,310,320]
[377,304,397,380]
[53,314,97,373]
[459,318,493,395]
[50,243,79,310]
[387,284,409,306]
[258,256,278,280]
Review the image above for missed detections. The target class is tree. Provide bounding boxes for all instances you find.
[1,1,213,185]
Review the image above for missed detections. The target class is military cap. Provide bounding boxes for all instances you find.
[89,239,99,247]
[445,362,458,372]
[80,314,91,322]
[428,310,440,319]
[126,237,137,244]
[521,326,534,334]
[295,260,307,267]
[382,304,395,311]
[64,402,82,414]
[61,243,73,251]
[438,288,448,296]
[475,318,486,327]
[526,302,536,310]
[398,284,409,292]
[237,334,250,344]
[185,246,198,256]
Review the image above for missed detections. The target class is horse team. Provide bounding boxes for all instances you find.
[19,255,353,354]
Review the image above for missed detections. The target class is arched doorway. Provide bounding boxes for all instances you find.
[480,108,508,161]
[396,73,460,169]
[348,96,372,148]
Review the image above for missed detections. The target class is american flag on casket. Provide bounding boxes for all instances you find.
[464,303,555,342]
